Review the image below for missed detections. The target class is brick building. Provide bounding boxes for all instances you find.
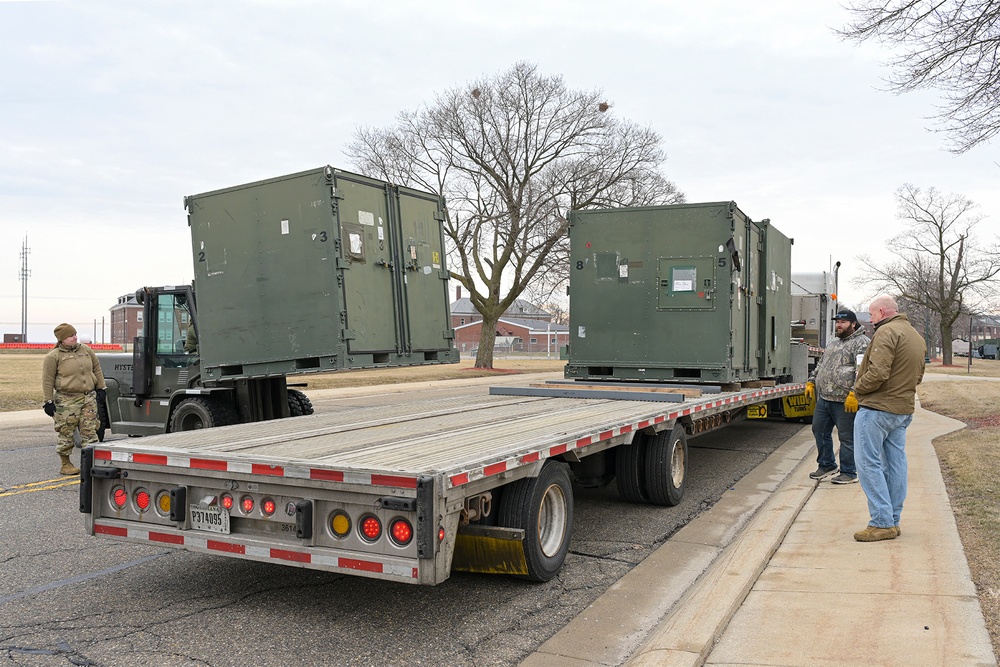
[109,293,143,346]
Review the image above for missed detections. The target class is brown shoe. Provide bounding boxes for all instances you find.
[893,526,901,537]
[59,454,80,476]
[854,525,897,542]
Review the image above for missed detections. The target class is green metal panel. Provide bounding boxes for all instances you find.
[565,202,791,384]
[334,172,399,354]
[185,166,457,381]
[395,185,453,352]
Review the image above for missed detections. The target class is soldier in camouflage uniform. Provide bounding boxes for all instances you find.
[41,323,107,475]
[804,309,870,484]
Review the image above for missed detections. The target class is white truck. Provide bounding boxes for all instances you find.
[80,375,804,585]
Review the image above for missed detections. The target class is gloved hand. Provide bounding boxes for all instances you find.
[43,401,56,417]
[844,391,859,413]
[95,388,107,403]
[804,382,815,402]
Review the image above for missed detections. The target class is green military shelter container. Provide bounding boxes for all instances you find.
[564,202,792,385]
[184,166,458,381]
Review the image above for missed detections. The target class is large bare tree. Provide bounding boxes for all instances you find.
[347,62,683,368]
[839,1,1000,153]
[855,184,1000,363]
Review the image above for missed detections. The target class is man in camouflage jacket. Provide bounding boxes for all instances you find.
[41,323,107,475]
[805,308,870,484]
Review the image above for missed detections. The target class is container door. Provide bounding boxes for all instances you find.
[395,188,451,351]
[335,174,400,354]
[746,222,762,373]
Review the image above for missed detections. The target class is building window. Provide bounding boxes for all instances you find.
[529,337,537,344]
[460,318,465,325]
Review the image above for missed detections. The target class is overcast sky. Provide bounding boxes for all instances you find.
[2,0,997,343]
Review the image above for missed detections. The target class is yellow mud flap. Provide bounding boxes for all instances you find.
[782,393,815,419]
[452,525,528,575]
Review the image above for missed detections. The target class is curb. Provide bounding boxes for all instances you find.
[521,424,817,667]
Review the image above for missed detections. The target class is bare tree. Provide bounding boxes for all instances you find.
[855,184,1000,363]
[839,1,1000,153]
[347,62,683,368]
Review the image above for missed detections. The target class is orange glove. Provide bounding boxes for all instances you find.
[844,391,859,413]
[804,382,815,402]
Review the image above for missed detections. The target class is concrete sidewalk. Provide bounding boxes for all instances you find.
[526,406,997,667]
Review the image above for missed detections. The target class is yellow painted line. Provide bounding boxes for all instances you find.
[0,479,80,498]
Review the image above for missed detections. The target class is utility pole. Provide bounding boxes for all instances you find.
[19,236,30,342]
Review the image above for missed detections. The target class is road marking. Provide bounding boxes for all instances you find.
[0,478,80,497]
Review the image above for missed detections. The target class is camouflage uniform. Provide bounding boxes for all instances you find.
[42,340,106,455]
[53,392,99,455]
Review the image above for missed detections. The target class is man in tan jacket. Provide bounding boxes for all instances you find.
[41,323,107,475]
[852,296,926,542]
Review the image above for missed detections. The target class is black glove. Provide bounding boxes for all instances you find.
[96,388,107,403]
[43,401,56,417]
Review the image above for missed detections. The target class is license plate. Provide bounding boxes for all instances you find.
[747,404,768,419]
[189,503,230,534]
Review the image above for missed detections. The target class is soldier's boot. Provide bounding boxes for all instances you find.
[59,454,80,476]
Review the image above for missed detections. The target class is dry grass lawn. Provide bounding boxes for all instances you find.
[0,353,564,412]
[918,368,1000,660]
[7,351,998,655]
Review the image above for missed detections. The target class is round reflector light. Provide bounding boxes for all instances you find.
[261,498,276,516]
[390,519,413,546]
[135,489,151,511]
[156,491,172,514]
[112,486,128,509]
[360,515,382,542]
[221,493,234,510]
[330,511,351,538]
[240,495,254,514]
[438,526,445,542]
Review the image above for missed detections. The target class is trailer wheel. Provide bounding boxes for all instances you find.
[645,424,687,506]
[169,397,236,432]
[287,389,314,417]
[497,461,574,582]
[616,433,649,503]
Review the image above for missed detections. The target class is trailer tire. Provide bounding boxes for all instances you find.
[497,461,573,582]
[645,424,687,506]
[616,433,649,503]
[287,389,314,417]
[169,397,237,432]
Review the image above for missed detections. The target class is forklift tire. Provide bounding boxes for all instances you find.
[615,432,649,503]
[169,397,237,432]
[496,461,573,582]
[287,389,314,417]
[644,423,687,506]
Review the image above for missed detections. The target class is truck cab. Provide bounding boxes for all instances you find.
[98,285,312,436]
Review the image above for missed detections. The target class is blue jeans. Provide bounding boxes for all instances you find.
[854,407,912,528]
[811,396,856,476]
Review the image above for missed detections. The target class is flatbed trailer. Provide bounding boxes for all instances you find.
[81,375,806,585]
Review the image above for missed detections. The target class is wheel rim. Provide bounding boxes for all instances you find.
[180,413,205,430]
[537,482,568,558]
[670,437,685,488]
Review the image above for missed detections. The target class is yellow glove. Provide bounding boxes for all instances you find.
[804,382,815,402]
[844,391,858,413]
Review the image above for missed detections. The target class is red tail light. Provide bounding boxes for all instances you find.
[389,519,413,546]
[221,493,234,510]
[360,515,382,542]
[240,496,254,514]
[135,489,151,511]
[112,486,128,509]
[261,498,276,516]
